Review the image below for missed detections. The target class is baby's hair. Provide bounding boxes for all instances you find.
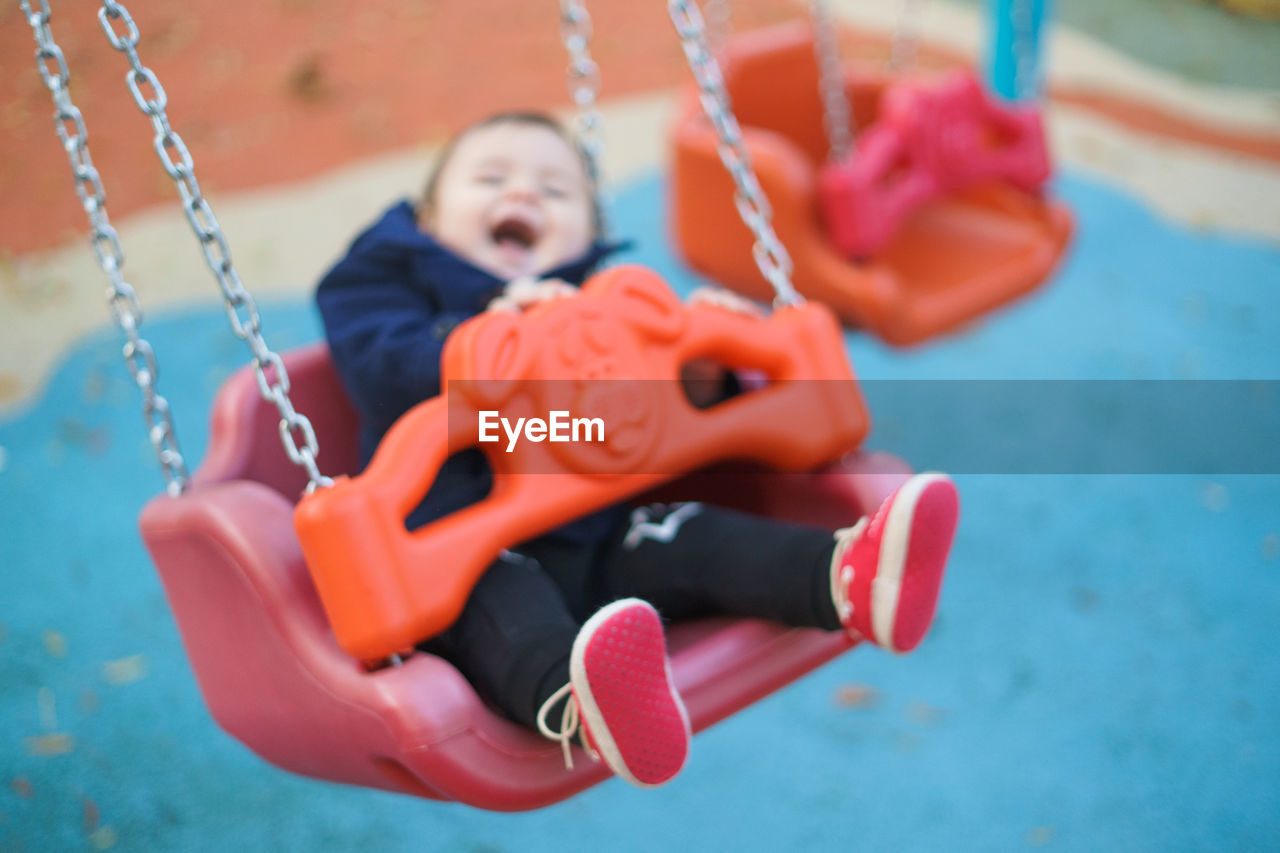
[419,111,604,238]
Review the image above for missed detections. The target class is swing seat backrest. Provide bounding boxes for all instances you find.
[669,21,1072,345]
[294,264,868,661]
[819,69,1051,257]
[898,69,1050,194]
[139,322,910,810]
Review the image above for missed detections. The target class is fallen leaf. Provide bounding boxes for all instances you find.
[1070,586,1100,613]
[906,702,947,727]
[892,731,922,753]
[1200,483,1229,513]
[83,369,108,403]
[287,53,331,103]
[25,733,74,756]
[83,797,100,833]
[43,630,68,658]
[11,777,32,798]
[90,826,118,851]
[37,686,57,731]
[1026,826,1056,846]
[833,684,880,709]
[103,655,147,686]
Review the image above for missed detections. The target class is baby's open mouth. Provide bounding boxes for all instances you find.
[490,216,539,250]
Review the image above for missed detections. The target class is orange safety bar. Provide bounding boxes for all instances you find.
[294,265,868,661]
[669,22,1073,345]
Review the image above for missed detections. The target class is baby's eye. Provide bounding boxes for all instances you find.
[541,185,570,199]
[475,173,505,186]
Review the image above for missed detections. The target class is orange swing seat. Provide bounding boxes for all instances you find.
[140,264,915,810]
[670,22,1073,345]
[294,264,867,661]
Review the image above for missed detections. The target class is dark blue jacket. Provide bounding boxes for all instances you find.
[316,199,627,542]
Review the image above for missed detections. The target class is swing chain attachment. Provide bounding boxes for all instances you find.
[810,0,854,163]
[668,0,802,309]
[21,0,190,496]
[560,1,606,195]
[94,0,333,494]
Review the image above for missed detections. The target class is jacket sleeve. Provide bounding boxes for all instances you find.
[317,270,477,421]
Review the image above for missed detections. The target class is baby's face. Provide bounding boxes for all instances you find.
[424,121,595,281]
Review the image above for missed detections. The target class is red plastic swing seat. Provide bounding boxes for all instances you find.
[139,270,914,811]
[670,22,1073,345]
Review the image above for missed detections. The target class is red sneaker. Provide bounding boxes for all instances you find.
[538,598,690,787]
[831,472,959,653]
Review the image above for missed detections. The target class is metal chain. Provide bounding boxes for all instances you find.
[559,0,608,230]
[21,0,190,496]
[668,0,801,308]
[810,0,854,162]
[93,0,332,493]
[889,0,920,72]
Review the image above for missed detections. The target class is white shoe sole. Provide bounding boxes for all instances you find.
[870,472,952,652]
[570,598,691,788]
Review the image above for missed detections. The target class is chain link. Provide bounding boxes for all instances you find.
[559,0,607,225]
[810,0,854,162]
[22,0,190,496]
[94,0,332,492]
[668,0,800,307]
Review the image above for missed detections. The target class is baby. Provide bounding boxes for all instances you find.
[316,111,959,789]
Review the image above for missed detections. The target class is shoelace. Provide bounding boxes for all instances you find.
[829,516,869,625]
[830,485,900,627]
[535,682,599,771]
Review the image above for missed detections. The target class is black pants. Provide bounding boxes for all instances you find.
[420,503,843,730]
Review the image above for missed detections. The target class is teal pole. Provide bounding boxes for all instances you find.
[987,0,1050,102]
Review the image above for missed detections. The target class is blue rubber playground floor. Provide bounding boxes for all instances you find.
[2,167,1279,851]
